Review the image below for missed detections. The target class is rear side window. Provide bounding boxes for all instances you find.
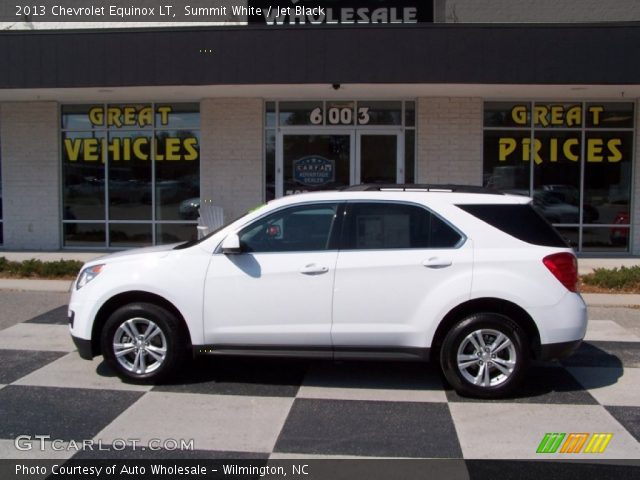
[458,204,568,247]
[342,202,463,250]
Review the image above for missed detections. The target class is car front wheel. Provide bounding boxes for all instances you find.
[101,303,188,383]
[440,313,528,398]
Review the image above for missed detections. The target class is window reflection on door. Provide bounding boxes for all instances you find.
[358,134,399,184]
[282,135,351,196]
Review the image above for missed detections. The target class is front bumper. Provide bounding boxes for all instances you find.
[72,335,94,360]
[69,307,94,359]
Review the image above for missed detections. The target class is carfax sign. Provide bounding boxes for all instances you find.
[293,156,336,186]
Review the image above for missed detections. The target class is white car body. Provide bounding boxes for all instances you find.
[68,188,587,396]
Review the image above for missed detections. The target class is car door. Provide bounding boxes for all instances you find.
[203,202,341,349]
[331,201,473,355]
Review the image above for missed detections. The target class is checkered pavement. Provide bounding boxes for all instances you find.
[0,304,639,467]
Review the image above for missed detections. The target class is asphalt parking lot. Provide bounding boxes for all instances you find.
[0,290,638,477]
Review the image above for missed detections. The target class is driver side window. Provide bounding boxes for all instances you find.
[239,203,338,253]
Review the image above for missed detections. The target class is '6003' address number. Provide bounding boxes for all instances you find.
[310,107,370,125]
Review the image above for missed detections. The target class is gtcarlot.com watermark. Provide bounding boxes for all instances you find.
[14,435,194,452]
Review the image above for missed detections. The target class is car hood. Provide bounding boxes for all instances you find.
[93,243,181,263]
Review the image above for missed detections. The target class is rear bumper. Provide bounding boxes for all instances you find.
[538,339,582,361]
[72,335,94,360]
[527,292,588,345]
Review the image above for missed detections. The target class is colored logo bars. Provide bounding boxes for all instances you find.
[537,433,613,454]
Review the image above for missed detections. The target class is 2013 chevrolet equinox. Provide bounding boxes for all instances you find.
[69,185,587,398]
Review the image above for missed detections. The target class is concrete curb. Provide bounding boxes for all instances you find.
[581,293,640,307]
[0,252,104,263]
[0,279,72,292]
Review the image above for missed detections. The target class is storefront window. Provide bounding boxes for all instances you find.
[154,130,200,221]
[483,129,530,193]
[264,100,276,201]
[61,103,200,248]
[585,102,634,129]
[265,102,276,128]
[356,101,402,125]
[265,130,276,201]
[483,101,634,252]
[484,102,531,128]
[405,101,415,127]
[532,130,582,226]
[62,131,106,221]
[405,101,415,183]
[0,143,3,245]
[279,101,324,126]
[107,131,152,222]
[405,129,415,184]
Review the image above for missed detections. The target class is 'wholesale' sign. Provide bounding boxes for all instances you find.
[248,0,433,25]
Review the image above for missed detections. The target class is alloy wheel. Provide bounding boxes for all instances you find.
[113,317,167,375]
[455,328,517,388]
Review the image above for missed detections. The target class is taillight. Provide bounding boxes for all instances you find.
[543,252,578,292]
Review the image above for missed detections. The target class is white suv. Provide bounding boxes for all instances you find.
[69,185,587,398]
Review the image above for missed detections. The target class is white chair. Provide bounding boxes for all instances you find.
[197,200,225,239]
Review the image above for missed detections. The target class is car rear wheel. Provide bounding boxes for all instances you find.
[101,303,188,383]
[440,313,528,398]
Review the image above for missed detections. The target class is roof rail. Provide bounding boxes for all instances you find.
[341,184,504,195]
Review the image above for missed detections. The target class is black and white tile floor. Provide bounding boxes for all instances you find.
[0,306,638,468]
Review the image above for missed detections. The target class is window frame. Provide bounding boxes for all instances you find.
[339,200,466,251]
[236,201,343,254]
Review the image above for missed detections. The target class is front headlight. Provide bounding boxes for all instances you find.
[76,264,105,290]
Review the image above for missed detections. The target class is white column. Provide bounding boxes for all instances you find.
[200,98,263,221]
[416,97,483,185]
[0,102,60,250]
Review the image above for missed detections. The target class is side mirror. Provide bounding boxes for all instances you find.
[221,233,242,254]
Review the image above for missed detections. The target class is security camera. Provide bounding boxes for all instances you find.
[332,83,341,90]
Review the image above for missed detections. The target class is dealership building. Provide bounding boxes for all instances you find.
[1,1,640,254]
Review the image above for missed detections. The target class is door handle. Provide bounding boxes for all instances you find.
[422,257,452,269]
[300,264,329,275]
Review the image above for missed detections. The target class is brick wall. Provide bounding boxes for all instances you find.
[200,98,263,221]
[0,102,60,250]
[416,97,483,185]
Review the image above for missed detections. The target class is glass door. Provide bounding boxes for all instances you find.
[278,132,354,197]
[356,131,403,184]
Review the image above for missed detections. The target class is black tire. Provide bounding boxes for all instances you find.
[101,302,189,384]
[439,313,529,398]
